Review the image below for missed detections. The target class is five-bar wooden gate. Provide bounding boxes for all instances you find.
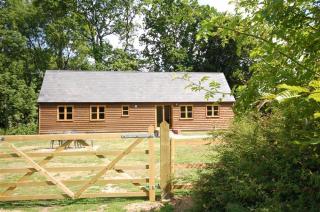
[0,133,155,202]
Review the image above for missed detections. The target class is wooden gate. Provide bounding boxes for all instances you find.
[0,133,155,202]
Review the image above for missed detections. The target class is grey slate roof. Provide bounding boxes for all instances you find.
[38,70,235,103]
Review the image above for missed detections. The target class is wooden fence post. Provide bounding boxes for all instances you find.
[148,138,156,201]
[160,121,172,200]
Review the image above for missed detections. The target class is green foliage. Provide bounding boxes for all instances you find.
[193,112,320,211]
[141,0,250,86]
[0,71,37,131]
[1,122,38,135]
[193,2,320,209]
[198,0,319,114]
[259,79,320,119]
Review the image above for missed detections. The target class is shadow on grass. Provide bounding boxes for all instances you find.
[0,197,145,209]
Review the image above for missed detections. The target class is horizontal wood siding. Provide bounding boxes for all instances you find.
[39,102,234,134]
[39,103,155,134]
[171,103,234,131]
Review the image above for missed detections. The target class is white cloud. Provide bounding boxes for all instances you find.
[198,0,235,13]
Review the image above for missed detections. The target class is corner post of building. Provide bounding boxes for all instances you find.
[160,121,173,201]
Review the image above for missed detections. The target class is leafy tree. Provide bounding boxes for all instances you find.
[192,1,320,210]
[194,35,252,87]
[0,0,52,88]
[198,1,319,113]
[0,70,37,131]
[141,0,251,88]
[107,48,142,71]
[34,0,89,70]
[141,0,215,72]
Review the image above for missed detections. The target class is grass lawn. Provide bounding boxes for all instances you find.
[0,136,218,211]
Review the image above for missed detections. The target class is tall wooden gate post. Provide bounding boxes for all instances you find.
[148,138,156,201]
[160,121,173,200]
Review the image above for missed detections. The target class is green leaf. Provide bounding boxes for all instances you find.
[277,84,309,93]
[309,80,320,88]
[275,90,301,102]
[308,93,320,102]
[314,112,320,119]
[200,76,209,82]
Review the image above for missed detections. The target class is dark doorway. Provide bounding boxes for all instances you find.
[156,105,172,128]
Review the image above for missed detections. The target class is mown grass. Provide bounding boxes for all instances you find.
[0,197,148,212]
[0,135,216,211]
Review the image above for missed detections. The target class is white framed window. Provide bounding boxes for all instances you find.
[122,105,129,116]
[180,105,193,119]
[206,105,219,117]
[57,105,73,121]
[90,105,105,121]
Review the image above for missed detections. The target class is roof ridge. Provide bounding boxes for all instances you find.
[46,70,225,74]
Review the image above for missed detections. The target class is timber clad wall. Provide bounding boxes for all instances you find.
[39,103,155,134]
[39,102,234,134]
[171,102,234,131]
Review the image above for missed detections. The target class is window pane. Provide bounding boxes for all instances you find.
[99,106,105,113]
[214,106,219,116]
[59,114,64,120]
[66,113,72,120]
[187,106,192,112]
[91,107,97,113]
[58,107,64,113]
[123,106,129,111]
[123,110,129,116]
[207,110,212,116]
[207,106,212,111]
[181,112,186,118]
[91,113,97,119]
[187,112,192,118]
[180,106,186,111]
[99,113,105,119]
[66,107,72,113]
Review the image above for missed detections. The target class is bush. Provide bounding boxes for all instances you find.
[192,111,320,211]
[0,122,38,135]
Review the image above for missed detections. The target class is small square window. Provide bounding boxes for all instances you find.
[180,106,192,118]
[91,105,105,120]
[57,105,73,121]
[207,105,219,117]
[122,105,129,116]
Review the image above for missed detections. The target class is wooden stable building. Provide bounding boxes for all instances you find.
[38,71,235,134]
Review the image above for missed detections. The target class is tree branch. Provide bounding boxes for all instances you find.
[216,26,312,72]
